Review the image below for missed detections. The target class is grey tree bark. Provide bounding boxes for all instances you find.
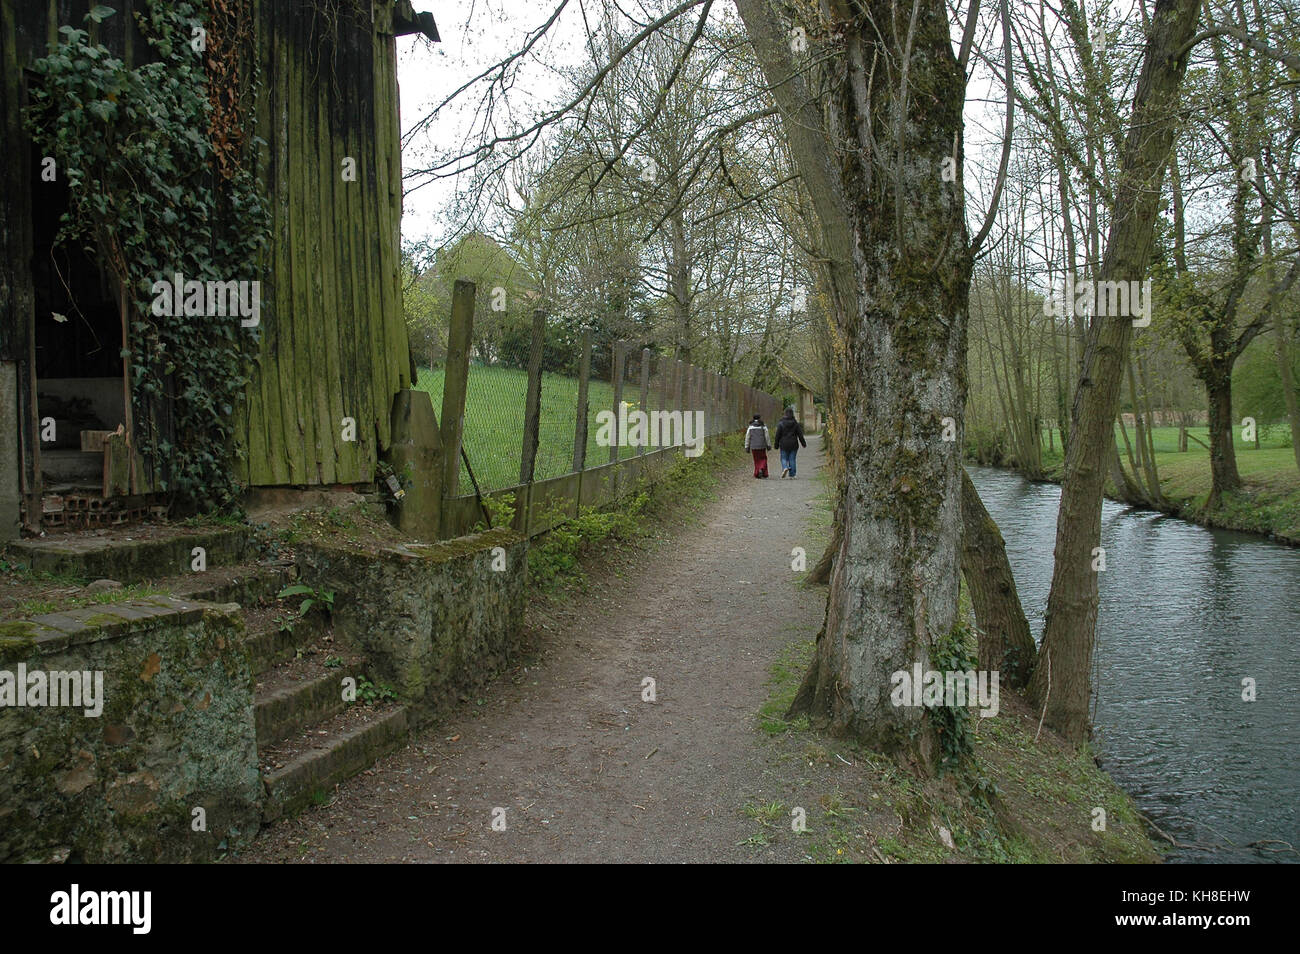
[738,0,971,770]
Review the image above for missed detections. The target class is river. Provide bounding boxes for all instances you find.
[967,466,1299,863]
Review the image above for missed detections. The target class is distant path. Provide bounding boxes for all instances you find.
[242,437,827,863]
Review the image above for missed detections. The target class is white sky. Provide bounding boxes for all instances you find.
[396,0,601,245]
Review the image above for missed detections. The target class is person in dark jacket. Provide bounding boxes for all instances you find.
[773,407,807,478]
[744,414,770,478]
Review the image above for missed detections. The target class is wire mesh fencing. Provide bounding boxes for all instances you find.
[419,289,782,534]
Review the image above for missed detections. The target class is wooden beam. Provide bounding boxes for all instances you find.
[519,308,546,484]
[572,328,592,474]
[610,341,626,465]
[439,279,475,529]
[637,347,650,455]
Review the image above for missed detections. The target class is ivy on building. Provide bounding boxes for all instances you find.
[25,0,269,511]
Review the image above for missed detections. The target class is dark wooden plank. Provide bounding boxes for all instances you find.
[345,23,377,482]
[103,432,129,497]
[519,309,546,483]
[308,36,343,486]
[242,0,279,484]
[285,7,318,483]
[572,328,591,473]
[373,13,406,454]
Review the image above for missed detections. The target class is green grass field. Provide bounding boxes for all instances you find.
[416,364,672,493]
[1038,423,1300,538]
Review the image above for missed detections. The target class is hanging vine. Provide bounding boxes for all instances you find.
[26,0,269,511]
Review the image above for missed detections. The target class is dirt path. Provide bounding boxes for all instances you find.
[242,438,829,863]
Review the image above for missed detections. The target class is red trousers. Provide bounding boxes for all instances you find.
[751,449,769,477]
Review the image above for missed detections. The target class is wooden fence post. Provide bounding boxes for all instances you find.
[712,371,721,437]
[674,360,685,444]
[705,369,714,437]
[610,341,626,465]
[439,279,474,537]
[637,347,650,455]
[573,328,592,473]
[701,368,710,437]
[520,308,546,485]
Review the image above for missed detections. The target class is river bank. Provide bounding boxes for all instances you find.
[965,444,1300,547]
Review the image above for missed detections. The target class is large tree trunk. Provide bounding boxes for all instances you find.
[1030,0,1201,744]
[1205,365,1241,507]
[960,469,1035,687]
[738,0,969,769]
[745,0,971,772]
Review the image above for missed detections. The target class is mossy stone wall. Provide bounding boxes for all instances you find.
[0,599,260,862]
[298,527,528,722]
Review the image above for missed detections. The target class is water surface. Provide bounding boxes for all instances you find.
[968,466,1299,863]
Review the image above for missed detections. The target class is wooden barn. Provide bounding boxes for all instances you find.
[0,0,438,538]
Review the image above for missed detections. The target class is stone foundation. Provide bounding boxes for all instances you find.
[298,527,528,722]
[0,600,260,862]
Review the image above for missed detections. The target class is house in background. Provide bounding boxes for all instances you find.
[776,360,823,433]
[0,0,438,539]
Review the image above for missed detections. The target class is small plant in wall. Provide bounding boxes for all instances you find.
[352,676,397,706]
[473,492,516,532]
[276,583,335,620]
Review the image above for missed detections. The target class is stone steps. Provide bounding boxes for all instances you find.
[7,526,253,584]
[259,703,409,822]
[245,602,409,825]
[167,561,296,607]
[254,659,355,747]
[6,521,420,836]
[243,611,325,675]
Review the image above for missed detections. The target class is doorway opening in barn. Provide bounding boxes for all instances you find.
[28,140,131,521]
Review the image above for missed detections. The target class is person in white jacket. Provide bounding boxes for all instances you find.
[744,415,770,478]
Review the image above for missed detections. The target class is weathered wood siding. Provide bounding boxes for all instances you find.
[1,0,413,491]
[237,0,410,486]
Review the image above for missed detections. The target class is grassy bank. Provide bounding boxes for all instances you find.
[980,424,1300,543]
[743,469,1161,864]
[751,636,1160,863]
